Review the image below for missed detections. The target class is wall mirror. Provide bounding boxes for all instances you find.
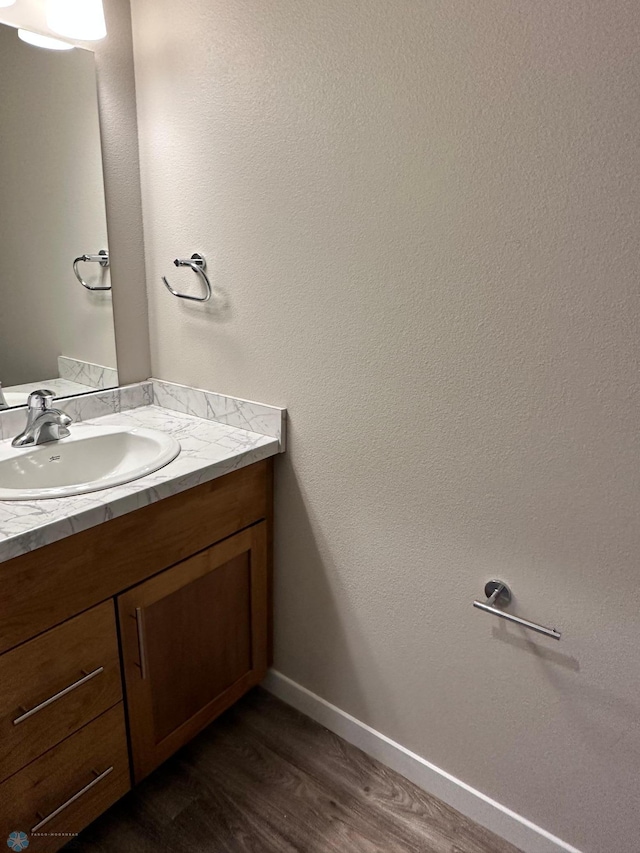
[0,20,118,410]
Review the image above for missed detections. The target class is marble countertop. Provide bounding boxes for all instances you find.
[0,404,279,564]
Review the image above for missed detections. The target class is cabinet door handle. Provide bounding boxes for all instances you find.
[12,667,105,726]
[134,607,149,680]
[31,766,113,833]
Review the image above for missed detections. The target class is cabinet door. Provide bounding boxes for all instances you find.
[118,522,268,781]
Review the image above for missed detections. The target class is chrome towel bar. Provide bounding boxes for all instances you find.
[473,580,562,640]
[162,253,212,302]
[73,249,110,291]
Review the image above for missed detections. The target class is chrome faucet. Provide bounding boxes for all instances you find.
[12,390,72,448]
[0,383,7,410]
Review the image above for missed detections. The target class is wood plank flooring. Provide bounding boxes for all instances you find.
[67,688,522,853]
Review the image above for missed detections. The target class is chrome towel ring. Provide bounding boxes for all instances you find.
[73,250,110,291]
[162,253,212,303]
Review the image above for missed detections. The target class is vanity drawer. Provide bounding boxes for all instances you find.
[0,600,122,783]
[0,703,130,852]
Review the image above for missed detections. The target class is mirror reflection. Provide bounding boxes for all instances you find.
[0,22,118,409]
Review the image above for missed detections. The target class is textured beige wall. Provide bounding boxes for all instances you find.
[130,2,640,850]
[0,26,115,386]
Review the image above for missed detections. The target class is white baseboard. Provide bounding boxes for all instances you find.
[262,670,583,853]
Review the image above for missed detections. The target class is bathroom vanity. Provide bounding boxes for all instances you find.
[0,382,284,851]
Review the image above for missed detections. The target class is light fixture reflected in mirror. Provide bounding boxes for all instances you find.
[18,29,74,50]
[47,0,107,41]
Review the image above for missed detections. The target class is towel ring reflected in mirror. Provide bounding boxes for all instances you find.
[162,253,212,303]
[73,249,110,291]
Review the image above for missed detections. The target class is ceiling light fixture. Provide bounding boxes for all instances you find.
[18,28,74,50]
[47,0,107,41]
[0,0,17,7]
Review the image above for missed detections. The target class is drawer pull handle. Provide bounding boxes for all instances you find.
[134,607,149,680]
[31,766,113,833]
[13,667,105,726]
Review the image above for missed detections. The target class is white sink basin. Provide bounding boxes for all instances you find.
[0,424,181,500]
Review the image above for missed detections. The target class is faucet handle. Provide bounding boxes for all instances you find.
[27,389,55,411]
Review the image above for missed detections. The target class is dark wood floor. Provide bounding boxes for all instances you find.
[68,688,522,853]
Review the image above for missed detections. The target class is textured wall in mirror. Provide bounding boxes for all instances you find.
[0,23,118,404]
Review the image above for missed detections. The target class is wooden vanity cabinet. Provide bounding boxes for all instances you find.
[0,458,273,851]
[119,522,269,781]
